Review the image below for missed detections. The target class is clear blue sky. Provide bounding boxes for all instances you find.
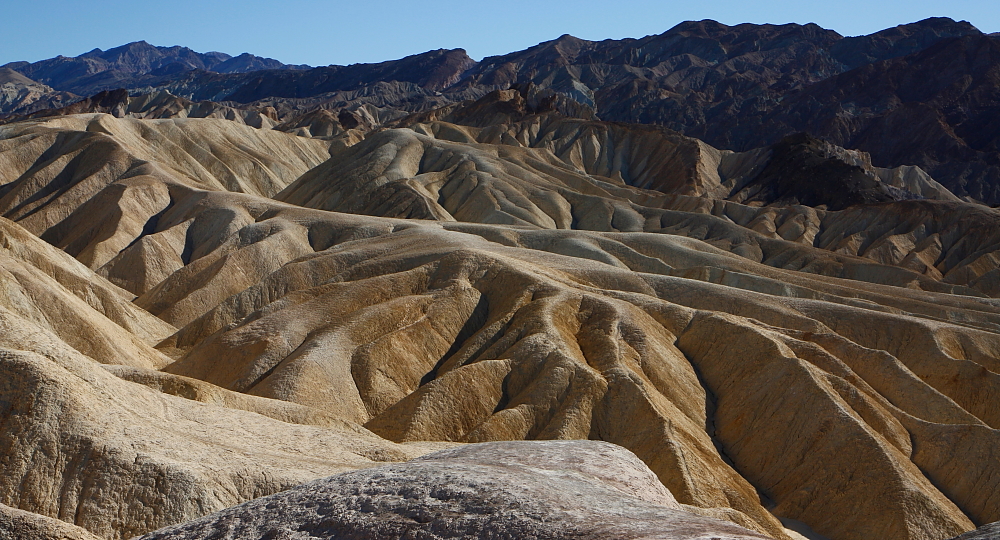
[2,0,997,67]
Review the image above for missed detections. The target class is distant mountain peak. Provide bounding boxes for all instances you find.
[909,16,979,31]
[102,40,160,55]
[7,42,312,95]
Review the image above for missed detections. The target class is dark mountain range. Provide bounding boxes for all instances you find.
[6,17,1000,203]
[742,34,1000,203]
[1,41,309,96]
[456,17,979,123]
[152,48,476,102]
[10,18,976,110]
[456,17,998,203]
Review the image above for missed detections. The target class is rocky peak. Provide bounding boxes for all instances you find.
[663,19,843,53]
[421,48,477,90]
[831,17,982,69]
[212,52,301,74]
[732,132,905,209]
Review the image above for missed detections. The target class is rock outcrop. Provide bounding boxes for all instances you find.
[137,441,771,540]
[949,521,1000,540]
[0,504,101,540]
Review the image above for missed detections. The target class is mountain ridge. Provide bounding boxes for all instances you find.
[9,17,998,203]
[5,18,979,101]
[1,40,311,97]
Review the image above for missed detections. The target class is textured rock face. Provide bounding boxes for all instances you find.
[137,441,771,540]
[0,504,101,540]
[152,48,477,103]
[448,18,998,203]
[949,521,1000,540]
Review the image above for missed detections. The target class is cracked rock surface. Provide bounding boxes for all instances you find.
[137,440,771,540]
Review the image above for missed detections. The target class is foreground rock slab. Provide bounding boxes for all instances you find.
[949,521,1000,540]
[138,440,772,540]
[0,503,100,540]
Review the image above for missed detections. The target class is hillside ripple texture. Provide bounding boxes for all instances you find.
[0,22,998,540]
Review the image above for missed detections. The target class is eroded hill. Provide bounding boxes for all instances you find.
[0,104,996,540]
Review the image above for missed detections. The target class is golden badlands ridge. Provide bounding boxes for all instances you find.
[0,90,997,540]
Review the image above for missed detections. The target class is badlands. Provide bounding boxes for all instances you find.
[0,18,999,540]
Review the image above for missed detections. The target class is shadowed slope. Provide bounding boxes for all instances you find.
[0,114,997,540]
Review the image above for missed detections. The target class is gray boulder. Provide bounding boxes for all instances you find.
[137,440,772,539]
[950,522,1000,540]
